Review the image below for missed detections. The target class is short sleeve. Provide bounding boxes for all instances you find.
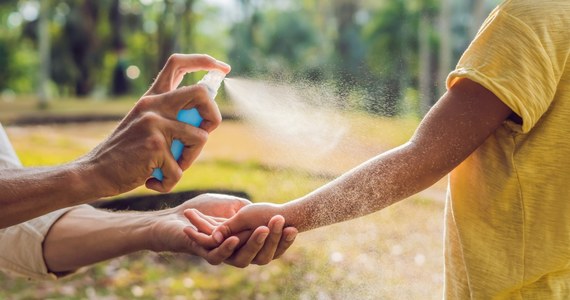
[0,124,87,280]
[0,123,21,168]
[447,7,559,133]
[0,207,88,280]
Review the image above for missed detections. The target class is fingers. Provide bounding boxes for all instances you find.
[274,227,298,259]
[148,54,231,96]
[184,216,298,267]
[189,209,222,227]
[213,209,256,243]
[190,236,240,265]
[154,150,182,192]
[251,215,284,265]
[197,100,222,133]
[184,226,253,266]
[212,223,235,245]
[184,209,216,235]
[224,227,270,268]
[162,119,209,171]
[143,118,207,188]
[146,84,222,135]
[183,226,219,249]
[203,236,240,265]
[181,193,251,218]
[143,85,221,127]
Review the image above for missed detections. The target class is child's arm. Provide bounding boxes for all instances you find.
[191,78,513,241]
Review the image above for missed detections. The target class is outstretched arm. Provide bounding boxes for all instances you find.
[43,194,297,274]
[206,78,513,238]
[0,54,230,229]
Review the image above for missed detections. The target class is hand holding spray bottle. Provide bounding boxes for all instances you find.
[151,70,226,181]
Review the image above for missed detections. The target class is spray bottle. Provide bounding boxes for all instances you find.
[151,70,226,181]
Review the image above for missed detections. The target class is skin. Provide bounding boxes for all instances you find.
[0,54,230,229]
[185,78,515,245]
[43,193,298,274]
[3,53,297,269]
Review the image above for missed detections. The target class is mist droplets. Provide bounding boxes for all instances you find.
[224,77,349,160]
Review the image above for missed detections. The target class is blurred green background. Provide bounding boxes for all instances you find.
[0,0,499,116]
[0,0,499,299]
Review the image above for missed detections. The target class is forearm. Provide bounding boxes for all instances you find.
[281,142,449,232]
[43,205,156,273]
[280,79,512,233]
[0,161,103,229]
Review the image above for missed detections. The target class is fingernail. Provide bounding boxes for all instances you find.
[217,61,230,69]
[272,225,283,235]
[285,233,296,242]
[214,231,224,244]
[272,218,284,234]
[228,242,237,251]
[257,232,269,244]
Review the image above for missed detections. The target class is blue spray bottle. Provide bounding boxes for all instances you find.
[151,70,226,181]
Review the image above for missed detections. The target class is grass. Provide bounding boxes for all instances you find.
[0,99,446,299]
[0,197,444,299]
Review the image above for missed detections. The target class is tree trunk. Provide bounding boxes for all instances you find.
[333,0,359,109]
[67,0,99,97]
[469,0,487,39]
[437,0,452,97]
[180,0,195,53]
[38,1,50,109]
[418,12,431,116]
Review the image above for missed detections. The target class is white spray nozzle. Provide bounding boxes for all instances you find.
[198,70,226,100]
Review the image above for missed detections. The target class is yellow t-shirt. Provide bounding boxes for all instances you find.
[445,0,570,298]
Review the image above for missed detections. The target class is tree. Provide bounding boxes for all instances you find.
[364,0,418,116]
[228,1,325,78]
[38,0,50,108]
[332,0,368,108]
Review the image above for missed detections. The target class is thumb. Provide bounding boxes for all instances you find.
[212,215,248,244]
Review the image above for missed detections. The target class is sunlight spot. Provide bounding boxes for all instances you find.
[131,285,144,297]
[19,1,39,22]
[390,244,403,256]
[330,251,344,263]
[183,277,194,288]
[414,253,426,266]
[7,12,22,28]
[126,65,141,79]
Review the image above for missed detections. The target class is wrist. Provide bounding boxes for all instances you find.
[73,155,116,199]
[145,208,177,252]
[277,203,296,227]
[60,160,107,205]
[126,211,162,252]
[281,199,309,232]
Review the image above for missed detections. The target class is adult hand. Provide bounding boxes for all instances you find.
[149,194,297,268]
[81,54,231,196]
[147,193,247,254]
[183,202,298,267]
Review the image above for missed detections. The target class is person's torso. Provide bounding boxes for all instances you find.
[445,0,570,298]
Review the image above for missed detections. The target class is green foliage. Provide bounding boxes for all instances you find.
[229,7,329,78]
[0,0,488,115]
[363,0,440,116]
